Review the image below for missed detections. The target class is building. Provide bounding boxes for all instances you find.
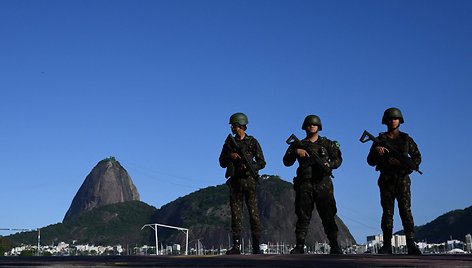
[366,234,407,253]
[366,235,383,253]
[446,239,465,251]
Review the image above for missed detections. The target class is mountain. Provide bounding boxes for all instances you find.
[63,157,140,222]
[152,175,356,248]
[7,175,356,249]
[401,205,472,243]
[9,201,156,246]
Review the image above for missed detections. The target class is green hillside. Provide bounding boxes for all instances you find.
[6,176,357,250]
[413,205,472,243]
[8,201,157,246]
[152,175,356,248]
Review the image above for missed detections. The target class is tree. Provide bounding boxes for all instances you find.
[0,237,13,255]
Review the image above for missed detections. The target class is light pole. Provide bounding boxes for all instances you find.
[37,229,40,256]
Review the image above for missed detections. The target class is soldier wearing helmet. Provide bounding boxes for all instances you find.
[367,107,422,255]
[283,115,343,254]
[219,112,266,255]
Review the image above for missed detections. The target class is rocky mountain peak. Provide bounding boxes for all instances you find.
[63,157,140,222]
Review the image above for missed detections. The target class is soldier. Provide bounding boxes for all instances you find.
[219,112,266,255]
[367,107,422,255]
[283,115,343,254]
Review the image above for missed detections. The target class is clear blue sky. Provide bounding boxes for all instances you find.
[1,0,471,244]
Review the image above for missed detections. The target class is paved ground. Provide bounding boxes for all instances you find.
[0,254,472,267]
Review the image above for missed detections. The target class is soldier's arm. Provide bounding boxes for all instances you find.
[283,145,297,167]
[328,141,342,169]
[219,142,232,168]
[408,137,422,167]
[367,144,380,167]
[253,140,266,171]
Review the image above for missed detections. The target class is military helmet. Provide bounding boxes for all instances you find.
[382,107,404,124]
[229,112,248,126]
[302,115,322,131]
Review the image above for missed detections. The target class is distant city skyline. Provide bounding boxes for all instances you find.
[5,232,472,256]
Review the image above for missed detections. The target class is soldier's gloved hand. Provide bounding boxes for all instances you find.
[230,153,241,160]
[296,149,310,158]
[375,146,389,156]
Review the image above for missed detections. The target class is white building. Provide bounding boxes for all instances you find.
[465,234,471,253]
[366,234,407,253]
[392,235,406,248]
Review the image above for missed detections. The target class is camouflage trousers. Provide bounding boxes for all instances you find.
[227,176,261,239]
[293,176,338,244]
[378,173,415,239]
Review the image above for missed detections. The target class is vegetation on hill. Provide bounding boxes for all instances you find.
[153,175,356,248]
[8,201,157,247]
[411,205,472,243]
[0,236,13,255]
[7,175,357,249]
[5,173,472,250]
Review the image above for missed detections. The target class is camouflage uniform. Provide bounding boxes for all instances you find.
[367,132,421,246]
[219,134,266,252]
[283,136,342,253]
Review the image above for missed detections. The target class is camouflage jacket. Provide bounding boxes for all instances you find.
[367,131,421,174]
[219,134,266,178]
[283,136,342,179]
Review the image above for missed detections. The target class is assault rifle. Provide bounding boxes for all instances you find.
[359,130,423,175]
[226,134,260,181]
[285,134,334,178]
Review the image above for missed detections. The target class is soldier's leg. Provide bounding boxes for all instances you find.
[291,179,314,254]
[397,176,414,238]
[314,178,341,254]
[243,177,263,254]
[227,178,243,254]
[378,175,395,254]
[397,176,421,255]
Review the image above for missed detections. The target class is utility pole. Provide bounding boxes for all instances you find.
[37,229,41,256]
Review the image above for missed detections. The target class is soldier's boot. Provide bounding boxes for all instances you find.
[290,242,305,254]
[226,236,241,255]
[406,239,421,255]
[378,232,392,254]
[252,237,263,254]
[378,243,393,254]
[328,238,343,254]
[327,233,343,254]
[252,245,263,254]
